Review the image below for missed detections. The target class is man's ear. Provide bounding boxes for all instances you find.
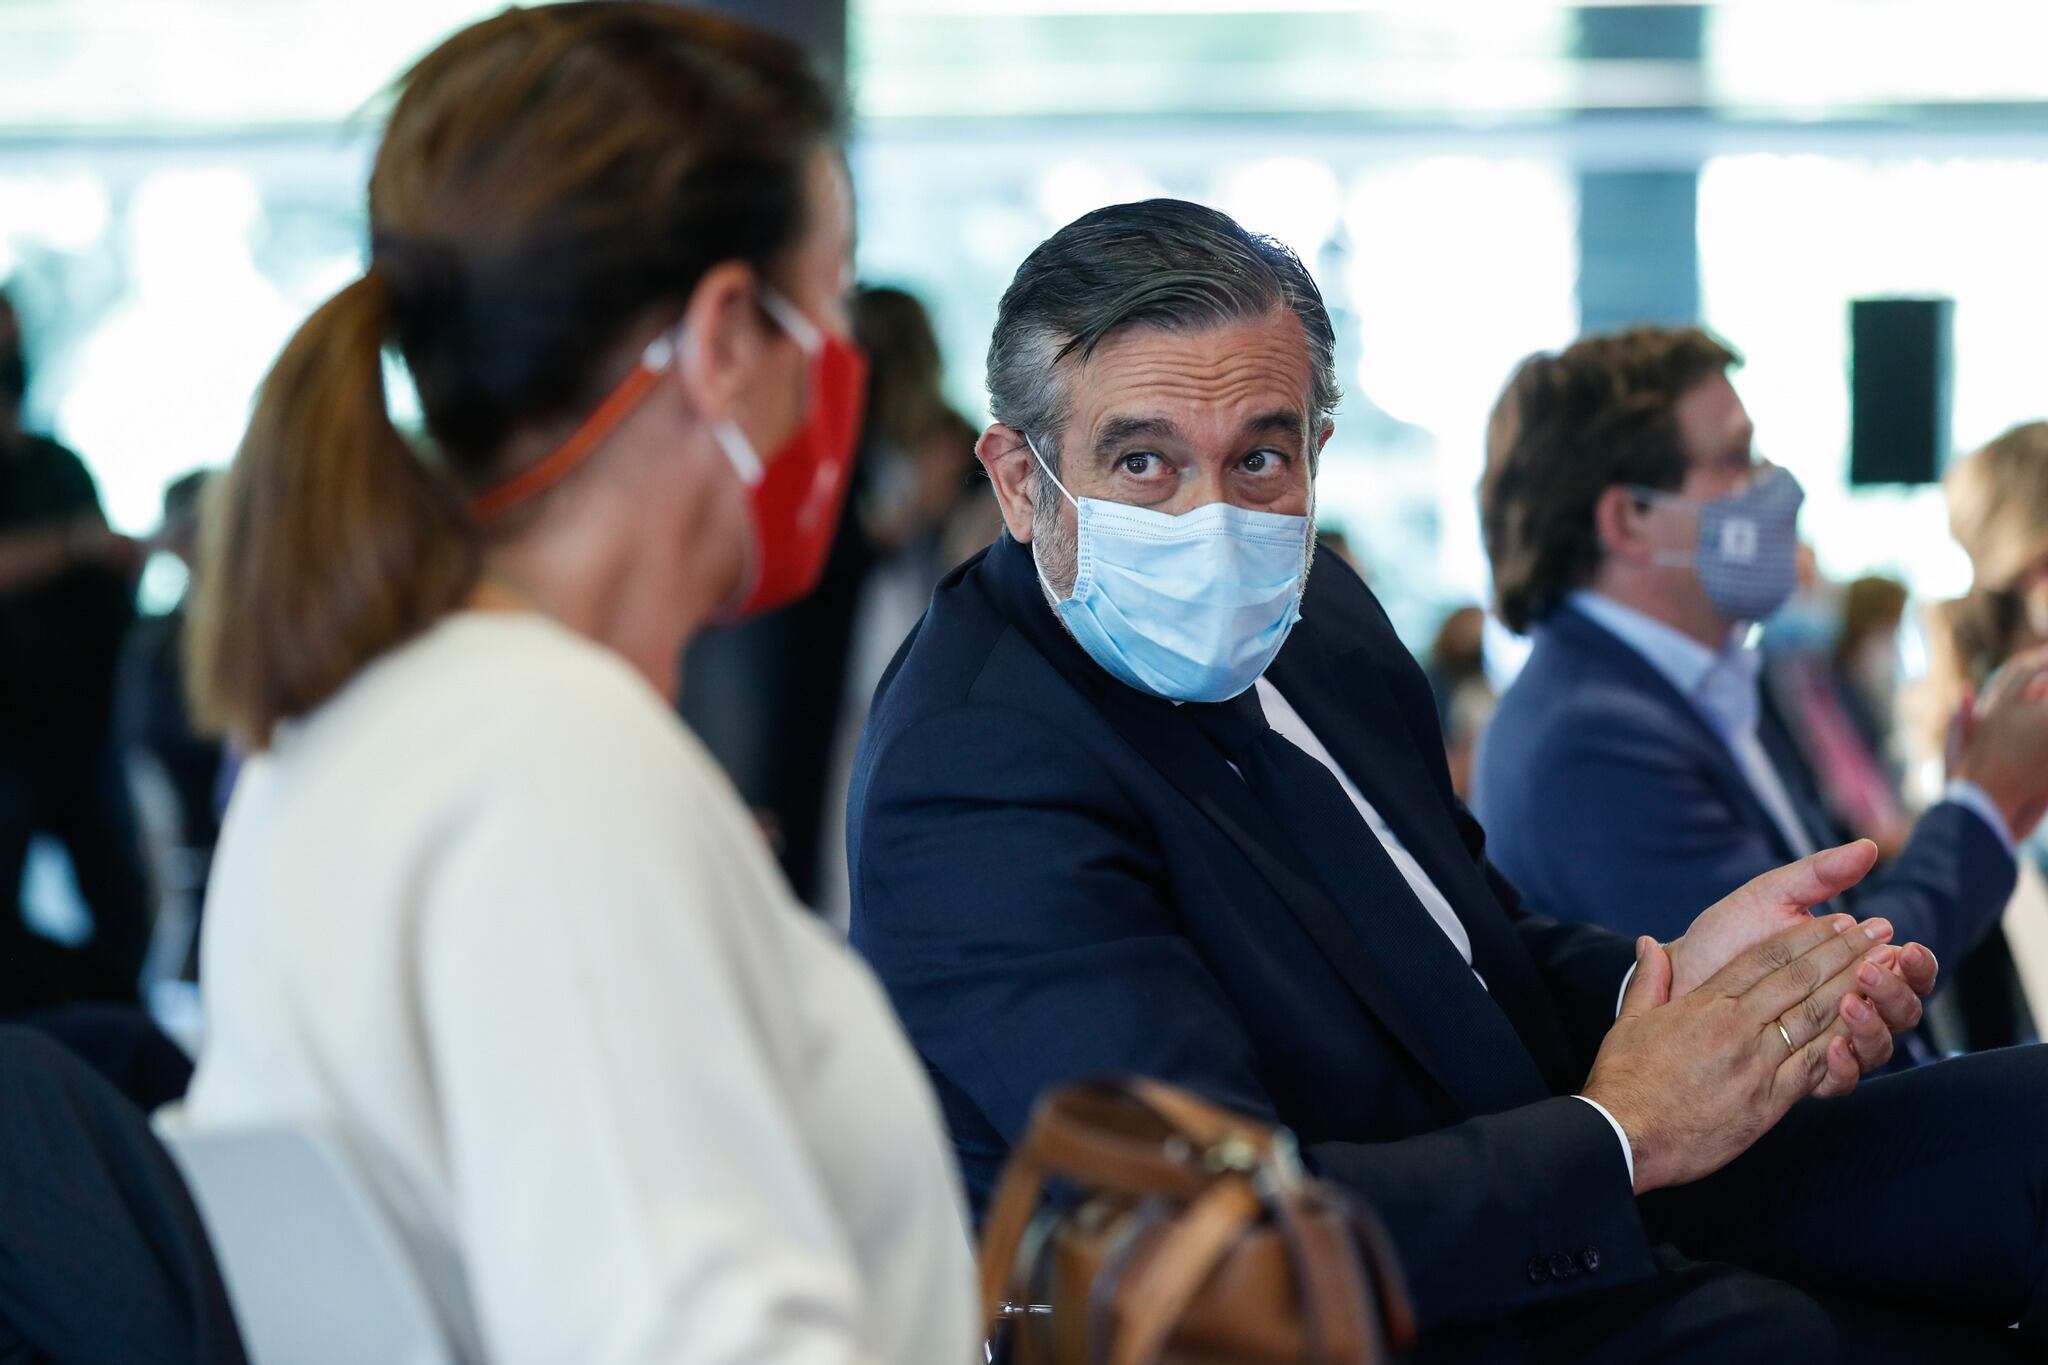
[1593,484,1653,564]
[668,260,767,423]
[978,424,1042,543]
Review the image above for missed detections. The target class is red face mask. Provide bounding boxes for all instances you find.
[469,285,867,624]
[713,287,869,621]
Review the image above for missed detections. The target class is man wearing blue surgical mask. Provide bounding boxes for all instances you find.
[849,203,2048,1360]
[1475,326,2048,1048]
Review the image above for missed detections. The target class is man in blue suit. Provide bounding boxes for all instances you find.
[848,201,2048,1361]
[1473,327,2048,985]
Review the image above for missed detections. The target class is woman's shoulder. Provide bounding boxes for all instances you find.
[302,611,713,794]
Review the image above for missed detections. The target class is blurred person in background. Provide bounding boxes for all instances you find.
[0,289,152,1010]
[810,288,980,922]
[933,406,1003,571]
[1760,568,1915,861]
[1753,565,2026,1052]
[1474,327,2048,1055]
[170,7,975,1362]
[1929,422,2048,769]
[1925,421,2048,1037]
[117,468,225,975]
[1424,604,1494,799]
[1834,576,1912,761]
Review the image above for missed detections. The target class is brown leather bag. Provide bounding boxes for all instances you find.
[978,1078,1416,1365]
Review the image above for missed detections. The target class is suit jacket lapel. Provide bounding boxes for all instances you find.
[1547,607,1803,863]
[980,535,1549,1114]
[1267,620,1577,1085]
[1755,680,1848,852]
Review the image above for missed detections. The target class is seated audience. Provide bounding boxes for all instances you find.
[1472,328,2048,981]
[1424,603,1494,799]
[119,470,225,880]
[0,290,151,1010]
[848,198,2048,1361]
[1925,422,2048,1037]
[173,7,975,1362]
[118,469,226,979]
[1930,420,2048,797]
[1762,569,1914,858]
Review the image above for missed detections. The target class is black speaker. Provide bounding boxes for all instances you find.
[1848,297,1952,486]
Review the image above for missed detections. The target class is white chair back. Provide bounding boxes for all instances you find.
[160,1122,460,1365]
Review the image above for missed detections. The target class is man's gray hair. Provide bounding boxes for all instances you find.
[985,198,1341,484]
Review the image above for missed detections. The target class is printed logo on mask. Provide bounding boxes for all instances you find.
[1636,465,1805,624]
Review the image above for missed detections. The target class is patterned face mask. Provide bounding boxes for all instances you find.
[1633,465,1806,624]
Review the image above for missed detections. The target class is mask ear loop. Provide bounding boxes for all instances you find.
[1023,433,1079,508]
[756,283,824,359]
[470,328,678,521]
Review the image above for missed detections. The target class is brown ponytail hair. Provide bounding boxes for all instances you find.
[189,2,839,747]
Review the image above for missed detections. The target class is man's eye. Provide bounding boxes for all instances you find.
[1120,453,1156,476]
[1243,449,1280,473]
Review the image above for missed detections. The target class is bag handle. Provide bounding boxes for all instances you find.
[979,1078,1416,1358]
[1105,1174,1262,1365]
[1268,1185,1380,1365]
[980,1079,1259,1332]
[979,1149,1049,1330]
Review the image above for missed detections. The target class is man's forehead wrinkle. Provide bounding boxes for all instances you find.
[1082,356,1310,416]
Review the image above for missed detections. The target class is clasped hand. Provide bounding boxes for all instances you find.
[1581,841,1937,1195]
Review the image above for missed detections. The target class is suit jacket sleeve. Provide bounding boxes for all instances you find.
[852,702,1655,1331]
[1519,714,2015,967]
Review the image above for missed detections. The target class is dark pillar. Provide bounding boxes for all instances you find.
[1572,6,1707,334]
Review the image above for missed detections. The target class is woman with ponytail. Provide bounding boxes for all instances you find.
[172,6,976,1361]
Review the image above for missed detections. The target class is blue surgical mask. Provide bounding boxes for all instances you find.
[1026,435,1311,703]
[1632,465,1806,624]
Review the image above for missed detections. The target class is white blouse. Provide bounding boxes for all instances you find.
[180,612,979,1365]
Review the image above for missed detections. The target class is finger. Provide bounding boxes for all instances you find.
[1896,943,1939,997]
[1735,842,1879,918]
[1742,917,1894,1024]
[1618,937,1672,1020]
[1773,947,1891,1052]
[1809,1034,1862,1100]
[1836,991,1895,1070]
[1770,1025,1839,1110]
[1708,913,1857,998]
[1853,955,1923,1036]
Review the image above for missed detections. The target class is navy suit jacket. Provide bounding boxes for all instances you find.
[1474,604,2015,960]
[848,534,1655,1336]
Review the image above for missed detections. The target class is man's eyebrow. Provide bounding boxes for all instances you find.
[1243,409,1308,440]
[1092,415,1180,456]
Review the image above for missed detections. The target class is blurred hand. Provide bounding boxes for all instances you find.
[1952,642,2048,841]
[1583,916,1896,1194]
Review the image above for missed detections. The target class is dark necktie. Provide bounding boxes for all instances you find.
[1185,685,1555,1108]
[1185,687,1476,969]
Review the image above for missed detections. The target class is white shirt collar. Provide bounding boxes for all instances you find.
[1567,590,1760,742]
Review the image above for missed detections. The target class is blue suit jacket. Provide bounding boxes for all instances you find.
[849,534,1655,1336]
[1474,604,2015,961]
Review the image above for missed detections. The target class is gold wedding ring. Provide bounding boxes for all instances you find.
[1776,1021,1797,1056]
